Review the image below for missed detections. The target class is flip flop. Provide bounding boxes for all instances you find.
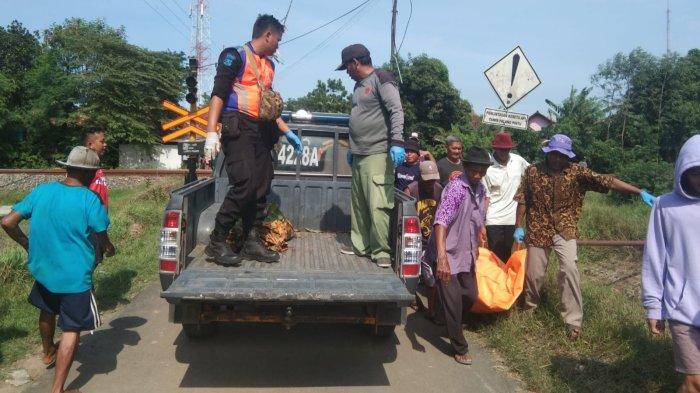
[42,342,59,367]
[454,353,473,365]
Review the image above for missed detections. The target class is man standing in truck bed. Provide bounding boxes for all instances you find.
[203,14,302,267]
[337,43,406,268]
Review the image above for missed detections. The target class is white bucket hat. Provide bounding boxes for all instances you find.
[56,146,101,170]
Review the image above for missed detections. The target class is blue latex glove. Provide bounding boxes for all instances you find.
[513,227,525,243]
[346,150,353,166]
[640,190,657,207]
[390,146,406,167]
[284,131,302,155]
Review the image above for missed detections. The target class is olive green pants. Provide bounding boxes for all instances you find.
[350,153,394,261]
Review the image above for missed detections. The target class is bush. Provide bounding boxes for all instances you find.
[611,159,674,202]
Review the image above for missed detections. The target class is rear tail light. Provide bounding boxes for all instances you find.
[401,216,421,278]
[159,259,177,272]
[159,210,182,273]
[401,263,420,277]
[404,217,420,234]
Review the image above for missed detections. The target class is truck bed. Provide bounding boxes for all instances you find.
[161,232,413,305]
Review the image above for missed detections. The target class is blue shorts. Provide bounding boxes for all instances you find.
[28,282,101,332]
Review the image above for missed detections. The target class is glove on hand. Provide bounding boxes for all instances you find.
[390,146,406,167]
[204,132,220,163]
[284,130,303,155]
[513,227,525,243]
[346,150,353,166]
[639,190,657,207]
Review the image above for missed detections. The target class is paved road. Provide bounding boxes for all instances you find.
[25,283,522,393]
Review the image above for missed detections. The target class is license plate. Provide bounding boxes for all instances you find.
[275,135,334,173]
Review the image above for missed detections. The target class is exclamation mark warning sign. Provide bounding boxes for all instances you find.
[483,46,541,109]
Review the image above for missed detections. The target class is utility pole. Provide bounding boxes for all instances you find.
[390,0,397,67]
[666,0,671,56]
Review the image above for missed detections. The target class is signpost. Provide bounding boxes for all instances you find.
[482,108,528,130]
[161,100,210,184]
[483,46,541,131]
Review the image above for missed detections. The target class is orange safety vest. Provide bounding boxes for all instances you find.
[224,42,275,120]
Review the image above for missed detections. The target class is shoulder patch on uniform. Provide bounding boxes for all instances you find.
[223,53,235,66]
[219,47,242,68]
[376,70,396,84]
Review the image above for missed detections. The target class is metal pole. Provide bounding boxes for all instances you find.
[577,240,645,247]
[390,0,397,67]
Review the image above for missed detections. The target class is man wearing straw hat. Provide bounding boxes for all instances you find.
[1,146,115,393]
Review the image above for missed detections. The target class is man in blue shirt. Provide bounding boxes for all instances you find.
[1,146,114,393]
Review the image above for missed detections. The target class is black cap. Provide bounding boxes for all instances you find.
[336,44,370,71]
[461,146,491,166]
[405,139,420,153]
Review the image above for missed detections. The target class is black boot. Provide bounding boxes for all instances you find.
[205,229,242,267]
[241,227,279,263]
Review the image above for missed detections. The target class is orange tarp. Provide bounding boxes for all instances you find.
[470,247,527,313]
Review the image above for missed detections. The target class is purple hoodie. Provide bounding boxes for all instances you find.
[642,135,700,327]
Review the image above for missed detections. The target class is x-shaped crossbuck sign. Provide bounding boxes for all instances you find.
[161,100,210,142]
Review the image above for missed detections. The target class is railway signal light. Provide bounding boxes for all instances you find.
[186,57,198,105]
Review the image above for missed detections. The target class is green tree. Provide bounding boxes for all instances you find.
[545,87,604,153]
[8,18,186,167]
[0,21,41,166]
[388,55,472,149]
[285,78,351,113]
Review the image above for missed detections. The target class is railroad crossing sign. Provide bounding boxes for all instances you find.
[484,46,541,109]
[161,100,209,142]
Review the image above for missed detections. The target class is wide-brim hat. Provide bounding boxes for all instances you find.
[461,146,492,166]
[336,44,370,71]
[492,132,516,149]
[404,139,420,153]
[542,133,576,158]
[57,146,101,170]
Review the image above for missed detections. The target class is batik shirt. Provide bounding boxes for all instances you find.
[514,163,614,247]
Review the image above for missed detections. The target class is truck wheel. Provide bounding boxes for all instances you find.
[182,323,214,339]
[372,325,396,338]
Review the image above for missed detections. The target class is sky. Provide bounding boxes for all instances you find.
[1,0,699,116]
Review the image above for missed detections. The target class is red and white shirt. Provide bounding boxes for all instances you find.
[89,169,109,209]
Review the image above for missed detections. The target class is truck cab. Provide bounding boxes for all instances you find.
[159,111,420,338]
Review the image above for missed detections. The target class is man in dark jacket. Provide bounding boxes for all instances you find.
[203,14,302,266]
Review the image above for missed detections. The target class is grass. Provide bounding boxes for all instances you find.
[469,193,681,392]
[0,178,178,367]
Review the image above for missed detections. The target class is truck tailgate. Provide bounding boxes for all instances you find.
[161,232,413,305]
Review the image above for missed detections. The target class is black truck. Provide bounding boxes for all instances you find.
[159,111,421,338]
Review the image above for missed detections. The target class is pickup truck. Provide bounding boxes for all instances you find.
[159,111,421,338]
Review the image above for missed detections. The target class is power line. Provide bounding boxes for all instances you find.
[282,0,293,24]
[157,0,189,25]
[170,0,187,14]
[396,0,412,54]
[143,0,189,39]
[279,0,376,76]
[280,0,371,46]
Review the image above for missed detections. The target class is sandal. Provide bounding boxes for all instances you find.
[454,352,473,365]
[42,342,59,367]
[567,326,581,341]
